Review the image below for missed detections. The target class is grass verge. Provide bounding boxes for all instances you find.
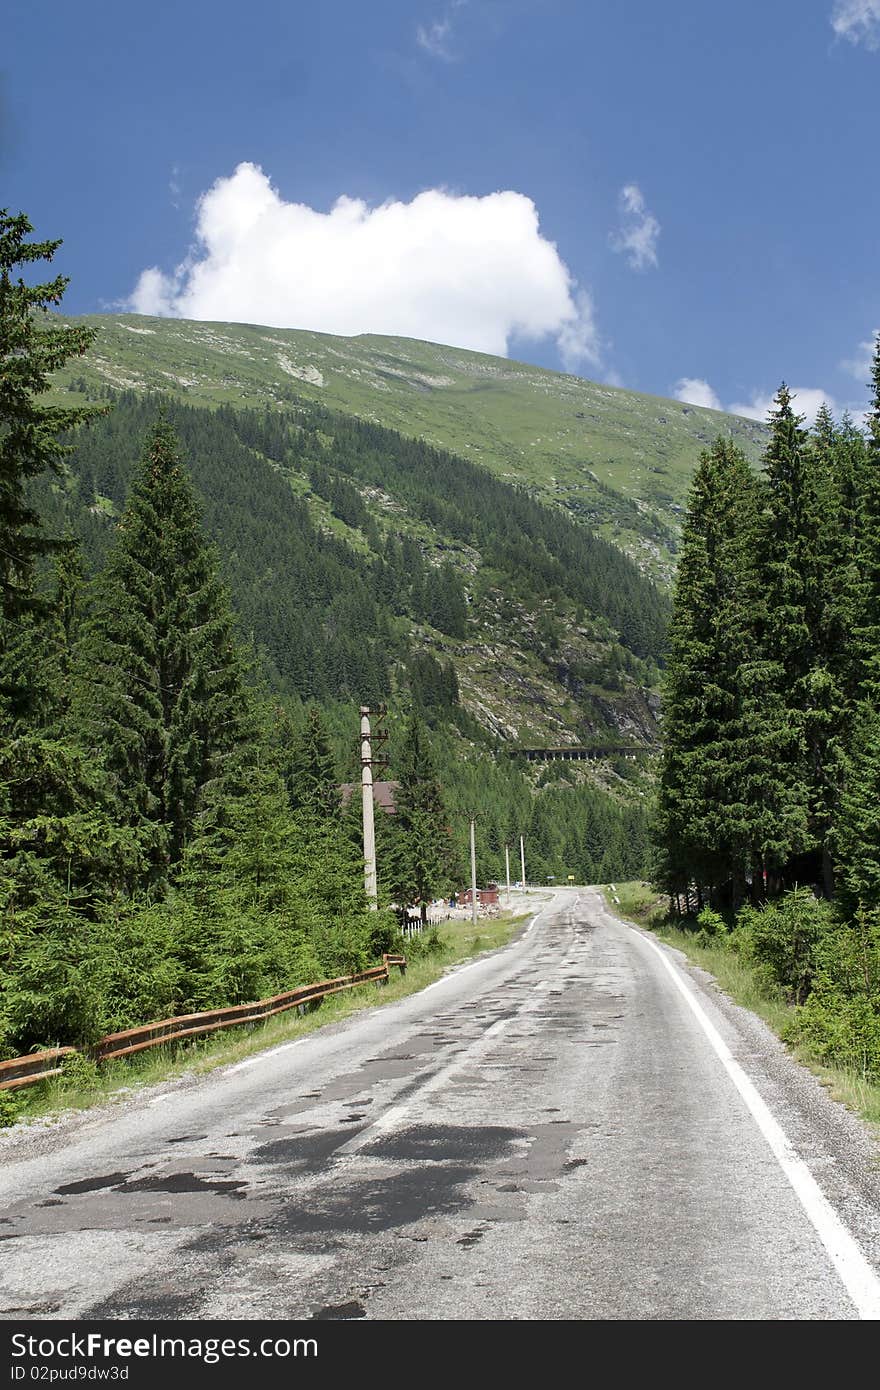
[602,881,880,1132]
[1,908,534,1131]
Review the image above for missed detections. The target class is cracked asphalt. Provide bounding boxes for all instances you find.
[2,888,880,1321]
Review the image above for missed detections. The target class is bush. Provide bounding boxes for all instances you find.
[694,905,728,946]
[0,1089,23,1129]
[736,888,837,1004]
[784,907,880,1079]
[785,992,880,1078]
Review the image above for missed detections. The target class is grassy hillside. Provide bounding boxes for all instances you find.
[36,392,664,770]
[55,314,767,584]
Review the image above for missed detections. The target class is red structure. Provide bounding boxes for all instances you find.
[459,882,499,906]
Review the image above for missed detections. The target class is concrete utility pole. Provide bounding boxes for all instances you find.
[505,843,511,905]
[360,708,377,909]
[470,815,478,927]
[520,834,526,892]
[359,705,387,911]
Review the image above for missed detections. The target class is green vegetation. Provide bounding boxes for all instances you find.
[0,904,535,1128]
[652,341,880,1089]
[52,312,767,584]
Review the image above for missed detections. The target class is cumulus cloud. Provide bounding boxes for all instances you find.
[417,0,468,60]
[129,161,602,369]
[674,377,722,411]
[609,184,660,271]
[831,0,880,48]
[672,377,845,427]
[841,330,879,381]
[728,387,839,427]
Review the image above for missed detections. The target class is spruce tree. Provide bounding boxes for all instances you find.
[73,419,249,877]
[655,439,755,904]
[754,385,826,884]
[833,704,880,916]
[805,405,863,890]
[0,214,138,1054]
[287,705,339,820]
[654,436,806,906]
[387,712,454,921]
[834,336,880,910]
[854,335,880,698]
[0,210,103,625]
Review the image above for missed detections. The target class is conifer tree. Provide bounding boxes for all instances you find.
[854,335,880,698]
[754,385,824,882]
[287,705,340,820]
[387,712,454,921]
[73,419,250,876]
[0,214,138,1055]
[0,210,103,626]
[805,405,863,889]
[655,439,758,903]
[654,436,807,906]
[833,704,880,916]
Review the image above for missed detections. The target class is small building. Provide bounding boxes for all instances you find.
[338,780,399,813]
[459,882,499,907]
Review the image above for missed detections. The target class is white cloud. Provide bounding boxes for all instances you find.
[831,0,880,48]
[674,377,722,411]
[671,377,846,427]
[556,289,602,372]
[129,162,602,369]
[841,329,879,381]
[417,0,468,60]
[728,387,838,427]
[609,183,660,271]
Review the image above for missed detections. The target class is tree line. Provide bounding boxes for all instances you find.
[0,212,456,1060]
[653,342,880,1077]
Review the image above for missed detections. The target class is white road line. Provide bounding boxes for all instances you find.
[421,958,487,994]
[223,1039,309,1076]
[632,924,880,1320]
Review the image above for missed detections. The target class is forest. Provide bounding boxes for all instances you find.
[654,345,880,1078]
[0,211,651,1075]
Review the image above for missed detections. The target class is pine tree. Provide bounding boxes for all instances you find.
[754,385,827,883]
[805,405,863,890]
[73,419,250,877]
[0,210,104,625]
[833,336,880,911]
[854,335,880,698]
[0,214,138,1054]
[654,436,806,907]
[386,712,455,921]
[833,703,880,916]
[287,705,340,820]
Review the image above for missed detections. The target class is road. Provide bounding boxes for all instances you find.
[2,888,880,1321]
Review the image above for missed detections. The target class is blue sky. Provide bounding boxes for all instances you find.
[3,0,879,421]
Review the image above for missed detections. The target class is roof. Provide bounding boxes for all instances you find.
[338,780,399,813]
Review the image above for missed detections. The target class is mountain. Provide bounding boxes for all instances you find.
[54,314,767,585]
[36,314,769,865]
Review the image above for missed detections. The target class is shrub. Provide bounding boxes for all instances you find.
[736,888,837,1004]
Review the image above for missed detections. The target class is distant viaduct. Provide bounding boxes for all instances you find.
[511,744,657,762]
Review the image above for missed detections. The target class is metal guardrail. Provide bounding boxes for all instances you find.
[0,953,407,1091]
[0,1047,77,1092]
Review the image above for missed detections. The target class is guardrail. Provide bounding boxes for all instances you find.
[0,1047,77,1092]
[0,953,407,1092]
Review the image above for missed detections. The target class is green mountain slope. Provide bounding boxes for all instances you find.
[55,314,767,583]
[35,391,664,768]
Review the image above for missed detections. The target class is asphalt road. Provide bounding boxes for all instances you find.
[2,888,880,1321]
